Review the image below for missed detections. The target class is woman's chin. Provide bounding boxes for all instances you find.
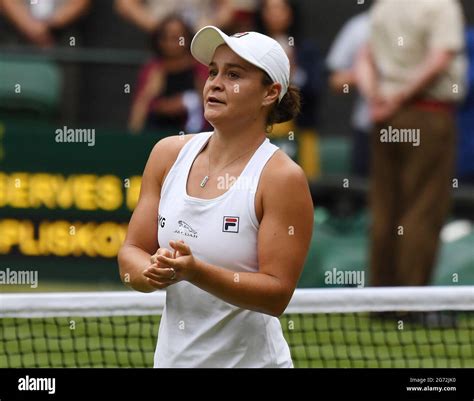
[204,110,225,125]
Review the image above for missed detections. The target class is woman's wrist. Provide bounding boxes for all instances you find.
[133,266,156,293]
[187,257,204,285]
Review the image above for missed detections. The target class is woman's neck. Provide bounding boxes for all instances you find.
[208,126,267,167]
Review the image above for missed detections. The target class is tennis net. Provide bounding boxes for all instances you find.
[1,287,473,368]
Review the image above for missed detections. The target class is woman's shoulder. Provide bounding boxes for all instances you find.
[260,149,308,196]
[254,148,311,223]
[156,133,197,151]
[265,148,304,173]
[149,133,198,186]
[153,133,198,164]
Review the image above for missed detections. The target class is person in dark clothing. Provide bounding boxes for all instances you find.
[129,15,208,135]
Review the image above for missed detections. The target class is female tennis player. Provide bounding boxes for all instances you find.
[118,25,314,368]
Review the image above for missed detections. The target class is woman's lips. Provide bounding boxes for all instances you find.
[207,96,225,104]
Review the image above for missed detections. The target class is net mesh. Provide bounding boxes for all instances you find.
[1,287,473,368]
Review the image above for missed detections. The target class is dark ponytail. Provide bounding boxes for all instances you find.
[262,73,301,130]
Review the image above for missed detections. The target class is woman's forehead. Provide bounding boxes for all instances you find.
[210,45,258,71]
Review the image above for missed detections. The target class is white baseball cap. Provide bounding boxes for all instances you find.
[190,26,290,102]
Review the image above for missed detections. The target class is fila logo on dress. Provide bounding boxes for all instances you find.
[222,216,239,233]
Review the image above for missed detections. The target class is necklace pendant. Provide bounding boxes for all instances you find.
[200,175,209,188]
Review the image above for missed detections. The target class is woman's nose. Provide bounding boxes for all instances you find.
[210,73,224,91]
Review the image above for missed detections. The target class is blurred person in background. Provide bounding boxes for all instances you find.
[0,0,90,47]
[327,12,371,178]
[457,27,474,184]
[256,0,323,180]
[0,0,90,124]
[115,0,257,34]
[129,15,208,135]
[226,0,258,32]
[357,0,467,287]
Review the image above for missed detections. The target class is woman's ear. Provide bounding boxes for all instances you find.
[262,83,282,107]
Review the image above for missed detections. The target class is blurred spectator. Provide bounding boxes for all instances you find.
[0,0,90,124]
[457,27,474,184]
[257,0,323,180]
[0,0,90,48]
[128,15,208,134]
[227,0,258,32]
[357,0,467,286]
[327,12,371,178]
[115,0,256,34]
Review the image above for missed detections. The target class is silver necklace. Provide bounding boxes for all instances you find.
[200,137,262,188]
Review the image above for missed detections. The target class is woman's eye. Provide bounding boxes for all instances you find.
[209,70,217,77]
[228,72,239,79]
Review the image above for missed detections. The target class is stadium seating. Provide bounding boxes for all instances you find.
[0,60,61,118]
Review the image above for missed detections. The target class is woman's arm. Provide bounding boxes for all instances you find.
[329,70,357,93]
[48,0,91,29]
[154,156,314,316]
[115,0,157,33]
[0,0,53,46]
[129,67,165,134]
[354,44,380,101]
[118,136,185,292]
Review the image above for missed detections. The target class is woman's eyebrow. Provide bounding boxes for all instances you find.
[209,62,248,71]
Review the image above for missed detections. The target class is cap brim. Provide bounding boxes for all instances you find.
[191,26,264,71]
[191,26,226,66]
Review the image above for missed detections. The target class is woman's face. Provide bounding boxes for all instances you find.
[158,19,188,58]
[203,45,280,129]
[262,0,293,35]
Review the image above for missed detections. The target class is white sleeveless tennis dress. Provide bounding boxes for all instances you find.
[154,131,293,368]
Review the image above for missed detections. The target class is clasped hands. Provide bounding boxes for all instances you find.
[369,91,408,123]
[143,240,197,290]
